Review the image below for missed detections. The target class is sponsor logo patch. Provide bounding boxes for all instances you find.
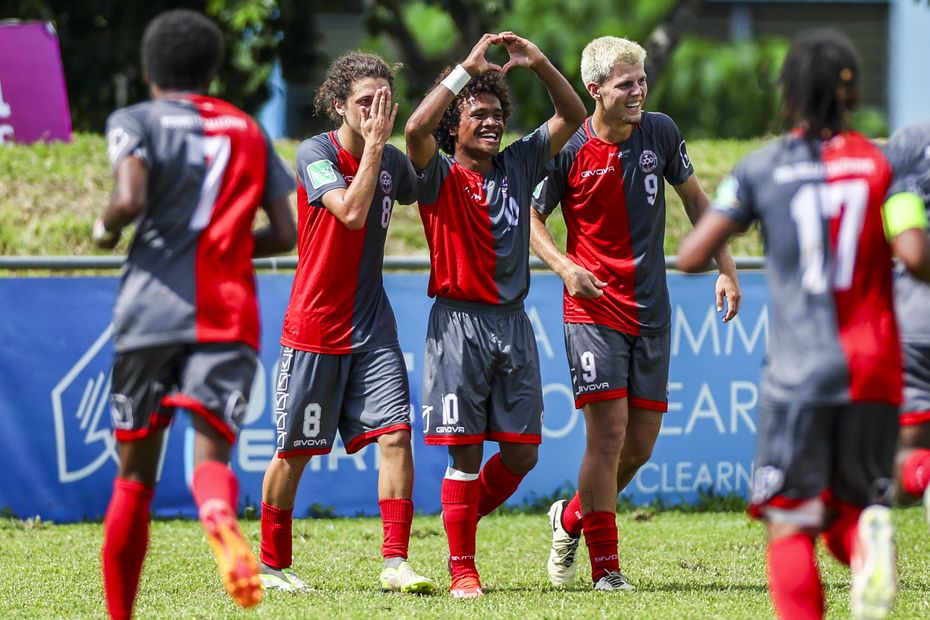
[307,159,339,189]
[580,165,615,178]
[751,465,785,504]
[714,175,741,212]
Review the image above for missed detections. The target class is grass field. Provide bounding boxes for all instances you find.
[2,507,929,619]
[0,132,765,261]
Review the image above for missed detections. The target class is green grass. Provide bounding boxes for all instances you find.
[2,507,929,618]
[0,133,765,260]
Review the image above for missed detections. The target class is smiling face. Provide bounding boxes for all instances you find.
[333,76,391,136]
[588,61,647,126]
[452,91,505,162]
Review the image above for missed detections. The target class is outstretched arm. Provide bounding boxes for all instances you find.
[405,33,503,170]
[677,211,742,274]
[93,156,148,249]
[675,175,741,321]
[530,209,606,298]
[322,87,399,230]
[498,32,586,157]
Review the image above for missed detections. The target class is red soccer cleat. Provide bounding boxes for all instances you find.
[200,499,262,608]
[450,572,483,599]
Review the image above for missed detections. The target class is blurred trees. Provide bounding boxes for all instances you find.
[2,0,861,139]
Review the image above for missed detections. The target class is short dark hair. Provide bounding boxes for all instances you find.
[779,29,860,139]
[141,10,224,91]
[431,69,512,155]
[313,52,398,125]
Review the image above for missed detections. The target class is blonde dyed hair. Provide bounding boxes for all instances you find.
[580,36,647,85]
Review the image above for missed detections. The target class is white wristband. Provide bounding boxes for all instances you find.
[440,64,471,95]
[92,217,118,244]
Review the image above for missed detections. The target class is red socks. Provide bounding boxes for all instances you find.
[101,478,154,620]
[901,449,930,497]
[477,453,525,518]
[767,534,824,620]
[191,461,238,512]
[260,502,293,569]
[562,492,584,537]
[821,501,861,566]
[380,498,413,560]
[582,511,619,581]
[441,478,480,578]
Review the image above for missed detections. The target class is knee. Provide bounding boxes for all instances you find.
[377,430,411,455]
[500,445,538,476]
[587,427,627,462]
[619,443,654,472]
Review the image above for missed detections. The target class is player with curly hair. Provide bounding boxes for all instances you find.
[258,51,435,595]
[96,9,297,617]
[678,30,930,620]
[405,32,586,599]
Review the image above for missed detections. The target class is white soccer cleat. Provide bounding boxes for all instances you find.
[593,570,635,592]
[547,499,580,587]
[851,505,897,619]
[380,561,437,594]
[259,562,312,592]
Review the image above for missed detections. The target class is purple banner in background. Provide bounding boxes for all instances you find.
[0,21,72,144]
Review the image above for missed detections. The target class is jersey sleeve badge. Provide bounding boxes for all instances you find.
[307,159,339,189]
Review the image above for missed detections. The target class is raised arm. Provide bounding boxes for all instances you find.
[674,175,741,321]
[323,87,399,230]
[498,32,586,157]
[530,209,606,298]
[405,34,503,170]
[93,156,148,249]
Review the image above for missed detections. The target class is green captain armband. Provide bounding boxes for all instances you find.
[882,192,928,241]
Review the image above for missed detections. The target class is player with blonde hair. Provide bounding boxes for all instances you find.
[532,35,740,591]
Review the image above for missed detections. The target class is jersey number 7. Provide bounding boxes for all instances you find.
[186,134,232,231]
[790,179,868,294]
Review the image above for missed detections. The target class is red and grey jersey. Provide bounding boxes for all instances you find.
[105,95,295,353]
[532,113,693,335]
[281,133,416,353]
[885,122,930,345]
[416,124,551,305]
[712,131,901,406]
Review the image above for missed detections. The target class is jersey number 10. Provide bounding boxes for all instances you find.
[790,179,868,294]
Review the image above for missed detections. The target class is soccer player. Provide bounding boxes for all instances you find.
[95,10,297,619]
[405,32,586,598]
[885,124,930,520]
[677,30,930,620]
[530,36,740,591]
[258,52,435,595]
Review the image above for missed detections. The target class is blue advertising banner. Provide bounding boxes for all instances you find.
[0,272,767,523]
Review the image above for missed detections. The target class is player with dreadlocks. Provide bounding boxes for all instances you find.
[678,30,930,620]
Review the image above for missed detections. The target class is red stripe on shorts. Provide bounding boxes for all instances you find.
[113,411,173,442]
[424,432,487,446]
[488,431,542,445]
[900,411,930,426]
[629,397,668,412]
[575,387,628,409]
[162,394,236,444]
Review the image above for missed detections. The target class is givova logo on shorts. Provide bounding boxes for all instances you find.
[52,327,119,483]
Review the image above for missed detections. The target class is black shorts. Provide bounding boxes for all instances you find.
[110,342,257,444]
[901,343,930,426]
[749,399,898,525]
[273,345,412,457]
[564,323,670,411]
[422,298,543,446]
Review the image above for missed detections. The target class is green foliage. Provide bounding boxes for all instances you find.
[649,38,789,140]
[402,2,459,58]
[2,509,930,617]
